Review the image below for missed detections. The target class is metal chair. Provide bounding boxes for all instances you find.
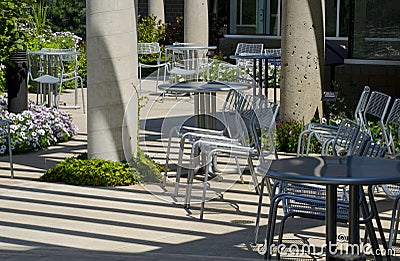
[138,42,167,92]
[164,88,245,186]
[40,48,85,113]
[382,98,400,155]
[297,86,370,156]
[27,52,61,106]
[184,98,279,219]
[218,43,264,82]
[167,43,212,83]
[259,131,388,259]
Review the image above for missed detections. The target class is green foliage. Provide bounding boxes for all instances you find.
[137,15,167,44]
[39,149,163,187]
[0,0,36,62]
[137,15,168,76]
[27,1,49,35]
[46,0,86,39]
[275,121,321,154]
[39,156,140,187]
[129,149,163,184]
[162,16,184,45]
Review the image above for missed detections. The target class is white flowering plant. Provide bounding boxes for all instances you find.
[0,102,77,155]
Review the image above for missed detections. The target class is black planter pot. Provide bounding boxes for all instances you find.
[5,49,28,113]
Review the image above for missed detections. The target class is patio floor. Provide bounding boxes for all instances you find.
[0,78,398,260]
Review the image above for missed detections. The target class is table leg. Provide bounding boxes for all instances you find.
[264,59,269,99]
[258,58,263,97]
[205,92,211,129]
[326,184,337,259]
[273,64,277,103]
[348,185,360,245]
[199,93,205,128]
[252,59,257,97]
[194,93,200,127]
[211,93,216,129]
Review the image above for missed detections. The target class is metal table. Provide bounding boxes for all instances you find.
[165,44,217,82]
[230,54,280,102]
[259,156,400,260]
[158,81,250,129]
[28,50,80,108]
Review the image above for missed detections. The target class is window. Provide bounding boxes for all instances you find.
[351,0,400,60]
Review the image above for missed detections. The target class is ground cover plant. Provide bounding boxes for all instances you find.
[0,102,77,154]
[39,150,163,187]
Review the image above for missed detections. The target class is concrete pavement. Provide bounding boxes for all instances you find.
[0,78,398,260]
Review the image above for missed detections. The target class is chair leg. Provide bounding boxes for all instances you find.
[265,195,283,259]
[253,176,266,244]
[367,186,389,252]
[277,214,292,260]
[389,195,400,249]
[200,152,213,220]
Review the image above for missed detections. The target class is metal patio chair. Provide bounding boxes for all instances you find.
[297,86,371,156]
[225,43,264,82]
[259,132,388,259]
[138,42,168,92]
[183,99,279,219]
[40,48,86,113]
[382,98,400,155]
[164,88,245,186]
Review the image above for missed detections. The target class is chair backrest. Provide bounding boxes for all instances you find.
[138,42,162,65]
[362,90,391,137]
[40,48,79,80]
[27,53,45,81]
[332,118,360,156]
[137,42,161,55]
[264,48,281,65]
[235,43,264,56]
[354,86,370,126]
[384,98,400,154]
[251,99,279,154]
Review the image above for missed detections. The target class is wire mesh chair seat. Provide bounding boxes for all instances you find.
[138,42,167,93]
[182,99,279,219]
[297,86,371,156]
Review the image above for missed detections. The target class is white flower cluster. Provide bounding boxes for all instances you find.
[0,103,77,155]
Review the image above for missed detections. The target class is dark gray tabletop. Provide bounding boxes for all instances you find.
[260,156,400,185]
[229,54,280,60]
[158,81,251,93]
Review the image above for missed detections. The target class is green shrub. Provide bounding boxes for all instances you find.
[39,157,139,186]
[276,121,321,154]
[39,150,163,187]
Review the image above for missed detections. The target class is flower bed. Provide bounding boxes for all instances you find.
[0,103,77,154]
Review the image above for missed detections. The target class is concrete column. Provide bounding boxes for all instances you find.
[184,0,208,45]
[280,0,324,123]
[148,0,165,23]
[87,0,138,161]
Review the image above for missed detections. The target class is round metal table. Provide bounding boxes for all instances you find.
[158,81,251,129]
[259,156,400,260]
[230,54,280,102]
